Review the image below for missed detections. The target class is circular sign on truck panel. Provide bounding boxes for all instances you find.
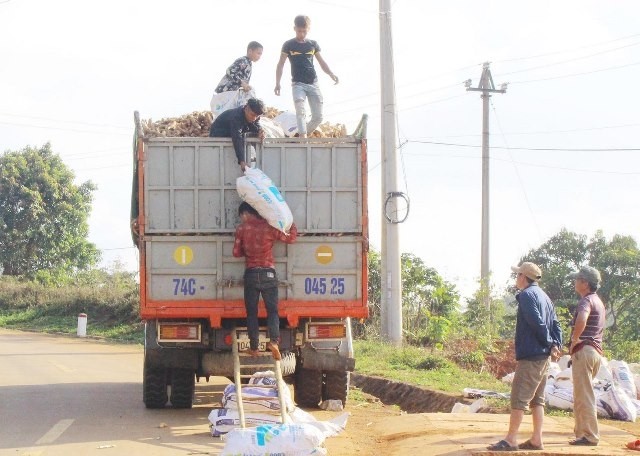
[173,246,194,265]
[315,245,334,264]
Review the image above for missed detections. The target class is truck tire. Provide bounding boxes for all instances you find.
[323,370,349,405]
[294,367,323,408]
[170,368,195,409]
[143,363,168,409]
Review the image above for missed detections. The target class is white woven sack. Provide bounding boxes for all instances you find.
[598,384,637,422]
[237,167,293,234]
[609,360,638,401]
[210,89,255,119]
[208,408,284,437]
[221,423,325,456]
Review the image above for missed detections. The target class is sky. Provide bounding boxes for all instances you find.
[1,0,639,299]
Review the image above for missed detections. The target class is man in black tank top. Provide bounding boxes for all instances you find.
[274,15,339,138]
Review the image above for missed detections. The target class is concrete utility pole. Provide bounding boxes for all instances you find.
[379,0,402,345]
[466,63,506,309]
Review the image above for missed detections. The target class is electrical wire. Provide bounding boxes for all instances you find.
[511,61,640,84]
[406,140,640,152]
[409,122,640,139]
[496,40,640,76]
[495,32,640,63]
[490,99,542,241]
[401,151,640,176]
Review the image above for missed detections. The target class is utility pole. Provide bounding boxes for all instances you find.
[466,62,507,309]
[379,0,402,345]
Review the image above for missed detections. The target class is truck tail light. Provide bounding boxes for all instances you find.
[158,323,201,342]
[307,323,346,340]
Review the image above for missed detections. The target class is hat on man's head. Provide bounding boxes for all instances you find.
[511,262,542,281]
[568,265,601,289]
[246,98,265,115]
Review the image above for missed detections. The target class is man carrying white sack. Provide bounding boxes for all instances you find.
[233,202,297,360]
[567,266,606,447]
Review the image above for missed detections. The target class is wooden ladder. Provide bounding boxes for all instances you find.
[231,327,288,428]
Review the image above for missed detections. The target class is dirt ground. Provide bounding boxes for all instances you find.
[316,375,640,456]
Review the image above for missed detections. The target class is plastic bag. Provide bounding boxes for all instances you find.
[274,111,299,137]
[260,117,286,138]
[210,89,255,119]
[237,168,293,234]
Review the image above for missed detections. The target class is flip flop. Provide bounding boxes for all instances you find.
[487,439,518,451]
[569,437,598,446]
[626,439,640,451]
[519,439,544,450]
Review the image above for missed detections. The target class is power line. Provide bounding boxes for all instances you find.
[497,41,640,77]
[406,140,640,152]
[0,121,131,136]
[409,122,640,139]
[495,32,640,63]
[401,152,640,176]
[490,99,542,241]
[0,113,130,130]
[511,61,640,84]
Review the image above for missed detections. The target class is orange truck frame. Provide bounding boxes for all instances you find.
[131,112,369,409]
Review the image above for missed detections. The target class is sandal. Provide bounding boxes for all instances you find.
[627,439,640,451]
[569,437,598,446]
[487,439,518,451]
[519,439,543,450]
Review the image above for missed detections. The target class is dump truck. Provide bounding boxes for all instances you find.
[130,112,369,409]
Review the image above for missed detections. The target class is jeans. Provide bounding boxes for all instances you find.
[243,268,280,350]
[292,82,323,135]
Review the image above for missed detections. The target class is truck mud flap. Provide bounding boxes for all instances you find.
[299,345,355,372]
[145,348,197,369]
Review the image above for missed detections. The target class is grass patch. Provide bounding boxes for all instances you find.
[354,339,509,394]
[0,309,143,344]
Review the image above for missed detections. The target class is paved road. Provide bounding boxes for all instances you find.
[0,329,226,456]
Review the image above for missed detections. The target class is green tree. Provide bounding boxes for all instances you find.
[520,229,640,360]
[0,144,100,277]
[361,250,460,345]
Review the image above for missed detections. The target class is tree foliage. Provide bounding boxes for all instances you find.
[0,144,100,277]
[519,228,640,359]
[361,250,460,345]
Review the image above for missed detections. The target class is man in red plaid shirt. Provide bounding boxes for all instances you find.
[233,202,298,359]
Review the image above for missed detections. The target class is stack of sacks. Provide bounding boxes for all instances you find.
[542,358,639,422]
[209,371,293,437]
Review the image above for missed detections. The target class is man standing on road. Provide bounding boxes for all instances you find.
[488,262,562,452]
[567,266,605,447]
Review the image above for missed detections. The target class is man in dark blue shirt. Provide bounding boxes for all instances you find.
[488,262,562,452]
[209,98,265,171]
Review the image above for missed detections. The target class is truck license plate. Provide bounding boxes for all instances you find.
[236,331,267,351]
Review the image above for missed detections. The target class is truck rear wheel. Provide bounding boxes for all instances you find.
[323,370,349,405]
[170,368,195,408]
[143,363,168,409]
[294,367,323,408]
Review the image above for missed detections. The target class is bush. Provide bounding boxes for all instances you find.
[415,355,452,371]
[450,350,485,371]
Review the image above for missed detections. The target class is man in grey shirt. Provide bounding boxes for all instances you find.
[567,266,605,447]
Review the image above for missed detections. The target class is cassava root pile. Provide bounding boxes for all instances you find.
[141,108,347,138]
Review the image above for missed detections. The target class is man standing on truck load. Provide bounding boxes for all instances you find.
[274,15,338,138]
[215,41,263,94]
[209,98,266,171]
[488,262,562,452]
[233,202,298,360]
